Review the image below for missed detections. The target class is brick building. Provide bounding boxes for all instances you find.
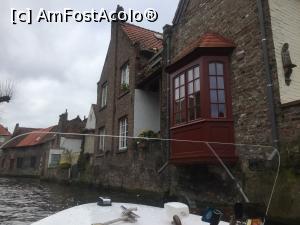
[0,124,56,177]
[93,6,167,190]
[93,1,300,222]
[159,0,300,222]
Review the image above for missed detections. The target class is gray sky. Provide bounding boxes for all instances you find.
[0,0,179,132]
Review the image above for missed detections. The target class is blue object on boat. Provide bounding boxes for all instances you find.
[202,207,215,223]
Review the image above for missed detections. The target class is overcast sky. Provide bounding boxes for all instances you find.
[0,0,179,132]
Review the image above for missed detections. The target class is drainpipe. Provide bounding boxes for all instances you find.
[256,0,279,149]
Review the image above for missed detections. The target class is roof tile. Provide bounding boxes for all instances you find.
[120,23,163,51]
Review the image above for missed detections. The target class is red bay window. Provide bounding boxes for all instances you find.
[167,33,237,164]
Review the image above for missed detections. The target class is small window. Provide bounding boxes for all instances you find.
[50,154,60,167]
[209,62,226,118]
[121,63,130,89]
[98,127,106,152]
[101,83,108,108]
[119,117,128,150]
[16,157,23,169]
[173,73,186,124]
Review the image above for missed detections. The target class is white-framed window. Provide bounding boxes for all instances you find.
[98,127,105,152]
[50,154,61,167]
[101,83,108,107]
[121,63,129,86]
[118,117,128,150]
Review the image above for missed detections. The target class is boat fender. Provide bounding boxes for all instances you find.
[173,215,182,225]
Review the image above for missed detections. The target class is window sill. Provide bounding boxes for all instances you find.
[118,90,130,99]
[95,153,105,158]
[171,118,233,130]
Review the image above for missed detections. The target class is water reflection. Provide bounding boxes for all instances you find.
[0,177,162,225]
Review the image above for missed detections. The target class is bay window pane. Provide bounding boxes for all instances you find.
[188,82,193,94]
[211,104,218,118]
[218,90,225,103]
[210,77,217,89]
[180,74,185,85]
[210,90,218,103]
[175,89,179,100]
[175,77,179,88]
[188,69,193,81]
[180,86,185,98]
[194,66,200,78]
[219,104,226,117]
[194,78,200,92]
[217,77,224,89]
[216,63,224,75]
[209,63,216,75]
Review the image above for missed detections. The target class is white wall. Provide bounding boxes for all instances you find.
[269,0,300,103]
[133,89,160,136]
[60,137,82,153]
[85,106,96,130]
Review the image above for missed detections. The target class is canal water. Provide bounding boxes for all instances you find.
[0,177,163,225]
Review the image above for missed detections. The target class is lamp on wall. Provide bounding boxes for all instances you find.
[281,43,297,86]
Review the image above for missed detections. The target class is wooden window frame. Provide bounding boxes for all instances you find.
[171,56,232,128]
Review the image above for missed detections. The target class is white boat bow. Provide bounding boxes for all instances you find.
[31,202,229,225]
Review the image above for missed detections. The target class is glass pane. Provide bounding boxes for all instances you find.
[180,74,185,85]
[188,69,193,81]
[175,77,179,88]
[195,92,201,118]
[219,104,226,117]
[180,86,185,98]
[210,77,217,89]
[175,113,180,123]
[188,82,193,94]
[188,95,195,108]
[194,66,200,78]
[175,89,179,100]
[211,104,218,118]
[216,63,224,76]
[210,90,218,103]
[217,77,224,89]
[189,107,195,120]
[218,90,225,103]
[209,63,216,75]
[194,78,200,92]
[174,100,180,112]
[180,99,185,112]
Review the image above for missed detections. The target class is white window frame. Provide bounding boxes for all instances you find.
[101,83,108,107]
[99,127,105,152]
[121,63,129,86]
[118,117,128,151]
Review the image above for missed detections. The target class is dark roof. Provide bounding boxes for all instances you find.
[120,23,163,51]
[0,124,11,136]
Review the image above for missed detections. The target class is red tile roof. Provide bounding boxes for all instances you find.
[173,33,235,62]
[120,23,163,51]
[16,126,55,147]
[0,124,11,136]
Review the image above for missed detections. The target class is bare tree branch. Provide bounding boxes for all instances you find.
[0,80,14,103]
